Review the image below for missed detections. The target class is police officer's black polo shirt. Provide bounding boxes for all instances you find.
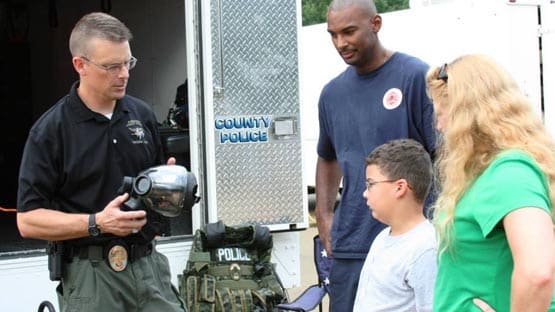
[17,81,164,244]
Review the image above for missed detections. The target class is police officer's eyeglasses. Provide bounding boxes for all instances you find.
[81,56,137,75]
[365,179,397,191]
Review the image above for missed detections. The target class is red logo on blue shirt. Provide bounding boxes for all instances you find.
[382,88,403,110]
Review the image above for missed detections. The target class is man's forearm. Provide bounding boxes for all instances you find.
[17,208,89,241]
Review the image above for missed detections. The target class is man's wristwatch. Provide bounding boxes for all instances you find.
[88,213,101,237]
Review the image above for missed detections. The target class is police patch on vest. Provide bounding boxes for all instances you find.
[229,263,241,281]
[212,247,252,262]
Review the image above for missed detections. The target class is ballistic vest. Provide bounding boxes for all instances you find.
[179,221,286,312]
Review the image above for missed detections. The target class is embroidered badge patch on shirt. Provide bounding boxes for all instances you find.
[382,88,403,110]
[127,120,147,144]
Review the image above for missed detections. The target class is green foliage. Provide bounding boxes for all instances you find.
[302,0,410,26]
[302,0,329,26]
[375,0,410,13]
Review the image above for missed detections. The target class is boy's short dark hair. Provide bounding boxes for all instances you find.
[366,139,432,203]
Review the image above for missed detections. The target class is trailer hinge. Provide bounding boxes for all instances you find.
[213,87,224,98]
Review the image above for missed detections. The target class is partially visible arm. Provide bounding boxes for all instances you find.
[314,156,342,256]
[17,208,89,241]
[410,248,438,312]
[17,193,147,241]
[504,207,555,311]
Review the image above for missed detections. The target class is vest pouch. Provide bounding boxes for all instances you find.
[252,289,269,310]
[201,274,216,303]
[185,275,217,312]
[185,275,198,311]
[216,288,256,312]
[260,274,284,299]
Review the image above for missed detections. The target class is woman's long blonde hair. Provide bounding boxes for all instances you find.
[426,54,555,250]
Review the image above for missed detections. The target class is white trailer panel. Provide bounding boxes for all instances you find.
[542,3,555,138]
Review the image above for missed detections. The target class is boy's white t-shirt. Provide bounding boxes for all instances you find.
[353,220,438,312]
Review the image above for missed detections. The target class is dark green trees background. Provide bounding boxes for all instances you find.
[302,0,410,26]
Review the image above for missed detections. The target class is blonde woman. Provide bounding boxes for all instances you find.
[426,54,555,311]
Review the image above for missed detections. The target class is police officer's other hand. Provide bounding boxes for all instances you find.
[166,157,176,165]
[96,193,147,236]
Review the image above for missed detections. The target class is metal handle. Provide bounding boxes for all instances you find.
[214,0,225,97]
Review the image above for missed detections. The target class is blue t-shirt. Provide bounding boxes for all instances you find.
[317,52,436,258]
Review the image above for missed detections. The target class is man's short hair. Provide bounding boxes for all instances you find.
[69,12,133,57]
[366,139,432,203]
[328,0,377,15]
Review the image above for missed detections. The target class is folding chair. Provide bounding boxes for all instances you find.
[277,235,333,312]
[37,301,56,312]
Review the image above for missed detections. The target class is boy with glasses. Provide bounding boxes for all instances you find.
[353,139,437,312]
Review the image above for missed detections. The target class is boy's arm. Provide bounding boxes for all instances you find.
[408,248,438,312]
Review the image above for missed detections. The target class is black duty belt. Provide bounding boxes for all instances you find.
[66,240,153,271]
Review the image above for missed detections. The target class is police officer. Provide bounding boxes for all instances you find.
[17,12,186,312]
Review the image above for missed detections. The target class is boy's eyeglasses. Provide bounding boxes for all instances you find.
[81,56,137,76]
[365,179,397,191]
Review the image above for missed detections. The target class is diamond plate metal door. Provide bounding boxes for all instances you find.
[208,0,305,228]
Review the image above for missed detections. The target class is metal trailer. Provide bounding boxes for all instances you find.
[0,0,307,310]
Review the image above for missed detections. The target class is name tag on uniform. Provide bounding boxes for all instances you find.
[212,247,252,262]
